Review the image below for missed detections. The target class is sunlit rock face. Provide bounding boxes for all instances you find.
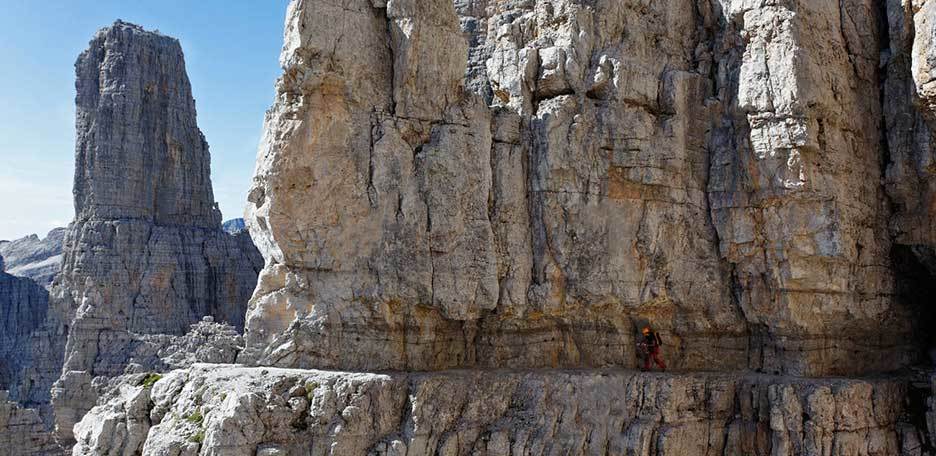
[240,0,923,377]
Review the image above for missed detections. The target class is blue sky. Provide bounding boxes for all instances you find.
[0,0,288,240]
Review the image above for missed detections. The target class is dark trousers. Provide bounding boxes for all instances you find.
[643,346,666,371]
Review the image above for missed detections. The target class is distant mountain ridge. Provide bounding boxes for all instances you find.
[222,218,247,234]
[0,220,247,288]
[0,228,65,288]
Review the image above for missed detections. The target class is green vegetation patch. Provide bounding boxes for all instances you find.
[140,373,162,388]
[189,430,205,444]
[184,407,204,425]
[305,380,320,402]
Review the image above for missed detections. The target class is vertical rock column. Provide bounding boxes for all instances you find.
[46,21,262,444]
[243,0,498,370]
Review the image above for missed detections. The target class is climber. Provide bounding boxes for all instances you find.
[638,326,666,372]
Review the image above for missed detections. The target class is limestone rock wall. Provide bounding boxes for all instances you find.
[59,2,936,455]
[53,221,260,373]
[0,228,65,288]
[73,364,924,456]
[707,0,911,376]
[241,0,923,376]
[886,0,936,248]
[71,21,218,229]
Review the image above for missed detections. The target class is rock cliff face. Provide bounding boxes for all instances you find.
[0,391,60,456]
[0,21,264,446]
[72,1,936,455]
[239,0,926,377]
[30,0,936,453]
[0,228,65,288]
[0,268,49,400]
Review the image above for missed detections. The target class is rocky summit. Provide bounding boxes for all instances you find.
[4,0,936,455]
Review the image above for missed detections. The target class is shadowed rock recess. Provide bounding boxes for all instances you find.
[39,0,936,454]
[0,262,49,404]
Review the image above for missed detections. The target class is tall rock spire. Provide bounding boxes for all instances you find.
[73,20,220,228]
[16,21,265,444]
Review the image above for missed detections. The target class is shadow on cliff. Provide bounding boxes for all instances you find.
[892,245,936,367]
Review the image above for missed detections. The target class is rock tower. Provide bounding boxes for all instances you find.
[11,21,263,445]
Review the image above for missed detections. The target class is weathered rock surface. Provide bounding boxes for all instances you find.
[0,228,65,288]
[0,21,265,447]
[141,317,244,371]
[51,319,243,452]
[0,269,50,404]
[74,364,925,456]
[0,391,61,456]
[240,0,926,377]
